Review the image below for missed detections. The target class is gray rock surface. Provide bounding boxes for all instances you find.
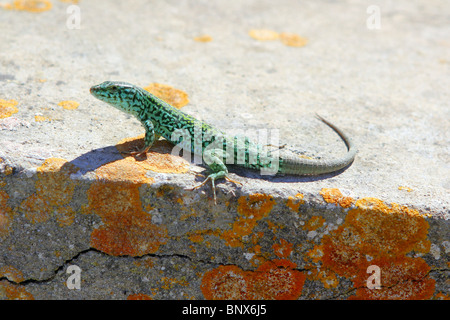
[0,0,448,300]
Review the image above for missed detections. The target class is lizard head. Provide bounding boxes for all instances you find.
[90,81,146,116]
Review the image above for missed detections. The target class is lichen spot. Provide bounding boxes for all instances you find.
[0,99,19,119]
[320,188,354,208]
[58,100,79,110]
[286,193,304,211]
[201,259,306,300]
[87,160,167,256]
[321,197,431,279]
[279,32,307,47]
[220,194,276,248]
[194,35,213,42]
[116,136,189,174]
[248,29,280,41]
[3,0,52,12]
[0,280,34,300]
[144,83,189,109]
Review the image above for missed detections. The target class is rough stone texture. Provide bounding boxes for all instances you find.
[0,0,448,300]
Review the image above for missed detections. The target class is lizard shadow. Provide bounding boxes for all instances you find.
[67,137,353,183]
[68,146,124,174]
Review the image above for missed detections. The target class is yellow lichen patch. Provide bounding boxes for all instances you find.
[350,256,435,300]
[86,160,167,256]
[127,293,152,300]
[316,269,340,289]
[160,277,189,290]
[35,158,79,206]
[398,186,413,192]
[59,0,78,4]
[321,197,430,280]
[94,156,153,185]
[272,238,293,258]
[0,266,24,283]
[220,194,275,247]
[0,99,19,119]
[19,158,79,225]
[0,158,13,176]
[0,280,34,300]
[306,245,324,263]
[286,193,304,211]
[55,205,76,227]
[3,0,52,12]
[201,259,306,300]
[248,29,280,41]
[20,194,52,223]
[279,32,308,47]
[116,136,189,174]
[320,188,354,208]
[144,83,189,109]
[0,190,13,236]
[194,35,213,42]
[303,215,326,231]
[58,100,79,110]
[34,115,51,122]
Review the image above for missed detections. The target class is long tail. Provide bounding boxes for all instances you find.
[278,114,357,175]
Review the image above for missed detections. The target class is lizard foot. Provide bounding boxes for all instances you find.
[123,146,151,158]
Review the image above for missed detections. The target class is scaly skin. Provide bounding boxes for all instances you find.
[90,81,357,202]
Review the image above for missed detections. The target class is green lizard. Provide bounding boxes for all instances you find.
[90,81,357,203]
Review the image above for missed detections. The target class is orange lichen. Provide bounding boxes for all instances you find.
[320,188,354,208]
[144,83,189,109]
[0,266,24,283]
[194,35,213,42]
[0,158,13,176]
[350,256,435,300]
[316,269,340,289]
[35,158,79,206]
[0,190,13,236]
[87,159,167,256]
[303,215,326,231]
[0,281,34,300]
[58,100,79,110]
[116,136,189,174]
[321,196,431,283]
[398,186,413,192]
[201,259,306,300]
[286,193,304,211]
[59,0,79,4]
[279,32,307,47]
[127,293,152,300]
[34,115,51,122]
[160,277,189,290]
[4,0,52,12]
[248,29,280,41]
[19,158,79,224]
[0,99,18,119]
[306,245,324,263]
[220,193,275,247]
[272,238,293,258]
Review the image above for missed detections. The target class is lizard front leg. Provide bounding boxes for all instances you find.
[127,119,159,157]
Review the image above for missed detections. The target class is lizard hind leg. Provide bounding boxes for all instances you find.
[190,148,240,204]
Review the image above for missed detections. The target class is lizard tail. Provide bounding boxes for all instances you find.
[278,114,357,175]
